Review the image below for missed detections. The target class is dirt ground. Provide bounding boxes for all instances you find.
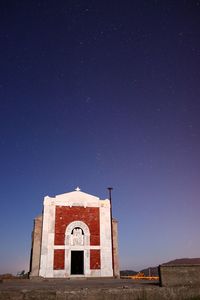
[1,279,200,300]
[0,278,159,291]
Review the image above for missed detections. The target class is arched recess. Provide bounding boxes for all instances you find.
[65,221,90,246]
[64,221,90,276]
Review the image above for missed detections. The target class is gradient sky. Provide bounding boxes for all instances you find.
[0,1,200,274]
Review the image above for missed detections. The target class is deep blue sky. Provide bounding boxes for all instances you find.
[0,1,200,274]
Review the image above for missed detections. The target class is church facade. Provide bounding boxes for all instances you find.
[30,188,119,278]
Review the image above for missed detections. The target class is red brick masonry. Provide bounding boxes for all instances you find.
[53,206,101,270]
[54,249,65,270]
[90,250,101,269]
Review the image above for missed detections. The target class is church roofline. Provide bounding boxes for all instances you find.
[44,187,110,203]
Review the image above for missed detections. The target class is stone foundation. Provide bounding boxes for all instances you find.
[159,264,200,287]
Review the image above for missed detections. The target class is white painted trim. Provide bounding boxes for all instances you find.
[54,245,101,250]
[64,220,91,276]
[100,204,113,276]
[39,202,56,277]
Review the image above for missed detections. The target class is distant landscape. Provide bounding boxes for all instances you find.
[120,258,200,276]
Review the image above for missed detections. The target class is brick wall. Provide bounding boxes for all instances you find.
[54,250,65,270]
[90,250,100,269]
[54,206,100,246]
[53,206,101,270]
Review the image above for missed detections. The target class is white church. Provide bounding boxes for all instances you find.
[29,187,119,278]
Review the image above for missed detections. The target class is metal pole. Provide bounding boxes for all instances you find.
[108,187,114,277]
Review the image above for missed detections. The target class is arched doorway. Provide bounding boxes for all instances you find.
[65,221,90,276]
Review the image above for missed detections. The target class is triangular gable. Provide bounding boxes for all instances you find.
[55,189,100,201]
[44,188,106,207]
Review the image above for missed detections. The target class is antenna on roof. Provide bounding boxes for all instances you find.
[107,187,113,202]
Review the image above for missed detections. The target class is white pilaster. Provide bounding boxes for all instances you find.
[39,197,55,277]
[100,200,113,276]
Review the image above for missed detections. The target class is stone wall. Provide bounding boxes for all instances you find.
[2,284,200,300]
[112,218,120,277]
[159,264,200,287]
[29,215,42,277]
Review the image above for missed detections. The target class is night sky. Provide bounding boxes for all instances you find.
[1,1,200,274]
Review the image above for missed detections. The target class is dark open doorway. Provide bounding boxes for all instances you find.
[71,251,84,275]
